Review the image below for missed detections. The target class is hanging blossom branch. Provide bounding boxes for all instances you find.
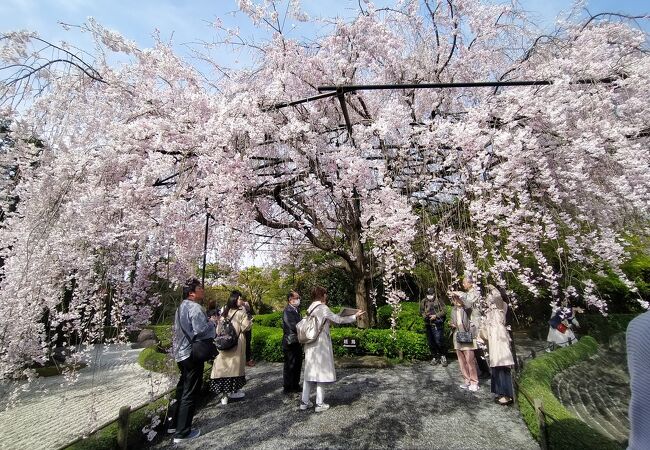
[0,31,107,112]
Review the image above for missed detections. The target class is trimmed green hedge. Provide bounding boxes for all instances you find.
[251,325,284,362]
[377,302,452,336]
[254,311,284,328]
[141,318,433,364]
[331,328,429,360]
[377,302,424,331]
[517,336,619,449]
[250,325,430,361]
[254,307,351,329]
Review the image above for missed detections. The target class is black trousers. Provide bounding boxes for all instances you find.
[171,357,204,438]
[424,320,446,359]
[245,329,252,362]
[283,342,302,391]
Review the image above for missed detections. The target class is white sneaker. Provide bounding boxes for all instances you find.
[299,400,313,410]
[468,384,480,392]
[173,428,201,443]
[315,403,330,412]
[220,395,228,405]
[459,383,469,390]
[228,390,245,399]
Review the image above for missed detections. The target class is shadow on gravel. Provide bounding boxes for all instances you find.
[150,362,535,450]
[546,418,622,450]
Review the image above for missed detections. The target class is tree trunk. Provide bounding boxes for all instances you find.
[349,229,374,328]
[352,273,374,328]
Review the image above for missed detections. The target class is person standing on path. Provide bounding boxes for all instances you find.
[301,286,366,412]
[547,301,583,348]
[420,287,448,366]
[282,290,303,394]
[170,278,217,443]
[450,291,479,391]
[462,276,490,378]
[479,285,515,405]
[209,291,252,405]
[627,310,650,450]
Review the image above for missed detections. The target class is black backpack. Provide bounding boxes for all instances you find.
[215,310,240,351]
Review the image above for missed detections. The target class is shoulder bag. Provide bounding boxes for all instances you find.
[296,304,327,345]
[177,307,218,363]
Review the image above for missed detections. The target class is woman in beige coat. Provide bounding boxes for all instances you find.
[208,290,252,405]
[450,291,479,391]
[479,285,515,405]
[301,286,365,412]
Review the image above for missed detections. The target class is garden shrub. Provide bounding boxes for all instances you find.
[251,325,284,362]
[143,316,434,364]
[377,302,424,331]
[517,336,619,449]
[146,325,173,350]
[251,324,430,362]
[578,313,637,344]
[294,266,355,307]
[254,311,284,328]
[330,328,430,360]
[137,346,177,374]
[376,302,452,337]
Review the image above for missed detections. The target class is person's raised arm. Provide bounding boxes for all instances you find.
[323,305,363,325]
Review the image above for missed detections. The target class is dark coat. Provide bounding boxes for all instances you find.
[282,304,301,346]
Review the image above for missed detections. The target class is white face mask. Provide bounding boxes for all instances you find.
[290,299,300,307]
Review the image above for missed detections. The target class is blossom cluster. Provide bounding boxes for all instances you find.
[1,0,648,378]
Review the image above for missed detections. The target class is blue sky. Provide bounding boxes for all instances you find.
[1,0,647,71]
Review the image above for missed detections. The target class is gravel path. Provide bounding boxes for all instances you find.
[151,360,538,450]
[0,345,174,450]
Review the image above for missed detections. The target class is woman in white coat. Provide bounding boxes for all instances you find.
[479,285,515,405]
[301,286,365,412]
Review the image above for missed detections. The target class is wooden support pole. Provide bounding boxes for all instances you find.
[534,398,548,450]
[117,405,130,450]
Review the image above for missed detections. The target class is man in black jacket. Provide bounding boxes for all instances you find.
[421,288,448,367]
[282,290,303,393]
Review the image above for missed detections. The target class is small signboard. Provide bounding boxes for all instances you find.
[343,338,357,348]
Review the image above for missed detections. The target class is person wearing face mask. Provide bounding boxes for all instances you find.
[462,275,491,379]
[301,286,366,412]
[282,290,303,394]
[478,285,515,405]
[420,287,448,366]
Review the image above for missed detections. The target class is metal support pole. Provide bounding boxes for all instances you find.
[317,77,618,93]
